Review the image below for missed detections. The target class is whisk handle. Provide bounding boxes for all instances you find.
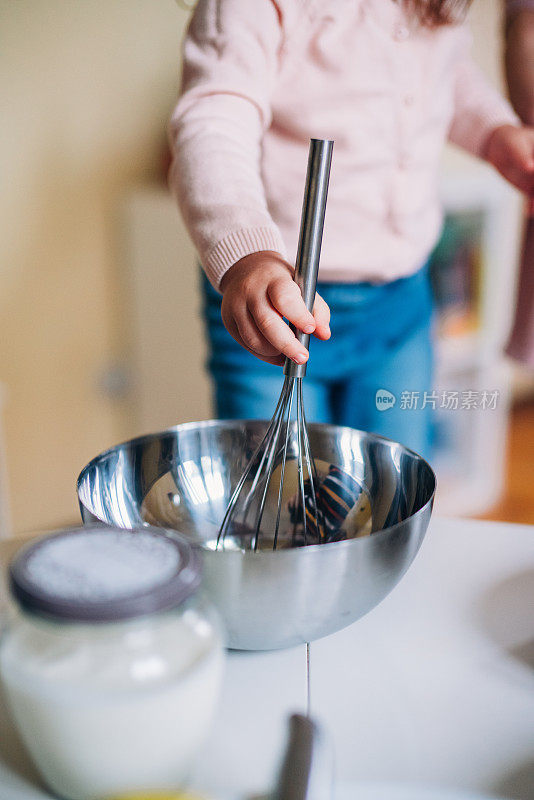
[272,714,334,800]
[285,138,334,379]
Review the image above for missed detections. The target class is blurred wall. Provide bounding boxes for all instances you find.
[0,0,188,533]
[0,0,516,535]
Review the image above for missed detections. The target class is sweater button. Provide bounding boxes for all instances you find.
[393,24,409,42]
[403,94,415,107]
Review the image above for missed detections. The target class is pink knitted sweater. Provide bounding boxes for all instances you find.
[168,0,518,289]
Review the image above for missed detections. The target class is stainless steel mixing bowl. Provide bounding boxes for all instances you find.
[77,420,435,650]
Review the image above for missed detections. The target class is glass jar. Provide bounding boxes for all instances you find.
[0,527,224,800]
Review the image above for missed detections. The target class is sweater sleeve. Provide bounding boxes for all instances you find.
[447,26,519,159]
[168,0,288,289]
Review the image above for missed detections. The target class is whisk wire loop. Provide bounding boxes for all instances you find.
[216,385,288,548]
[295,379,308,546]
[273,381,295,550]
[251,379,292,551]
[298,379,326,543]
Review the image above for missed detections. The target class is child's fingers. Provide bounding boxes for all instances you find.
[312,292,331,339]
[248,298,309,364]
[267,277,316,334]
[508,132,534,171]
[503,130,534,192]
[233,308,281,359]
[224,315,285,367]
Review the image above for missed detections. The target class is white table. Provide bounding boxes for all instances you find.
[2,518,534,799]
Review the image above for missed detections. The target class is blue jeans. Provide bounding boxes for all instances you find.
[201,267,435,459]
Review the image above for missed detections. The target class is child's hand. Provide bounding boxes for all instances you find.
[220,251,331,366]
[485,124,534,214]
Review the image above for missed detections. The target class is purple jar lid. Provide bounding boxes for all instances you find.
[9,526,202,622]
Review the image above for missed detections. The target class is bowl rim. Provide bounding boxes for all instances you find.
[76,418,436,555]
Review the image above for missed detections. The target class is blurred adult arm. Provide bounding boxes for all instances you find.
[504,0,534,367]
[505,1,534,124]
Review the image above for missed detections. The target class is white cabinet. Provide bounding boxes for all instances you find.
[431,166,522,515]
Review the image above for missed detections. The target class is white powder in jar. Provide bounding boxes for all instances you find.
[24,530,181,602]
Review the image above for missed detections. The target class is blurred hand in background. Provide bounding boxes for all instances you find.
[485,124,534,212]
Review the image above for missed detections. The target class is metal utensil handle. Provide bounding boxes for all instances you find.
[284,138,334,379]
[273,714,314,800]
[272,714,334,800]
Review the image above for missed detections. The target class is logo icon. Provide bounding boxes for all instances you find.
[375,389,396,411]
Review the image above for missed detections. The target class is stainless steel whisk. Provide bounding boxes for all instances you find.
[217,138,334,551]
